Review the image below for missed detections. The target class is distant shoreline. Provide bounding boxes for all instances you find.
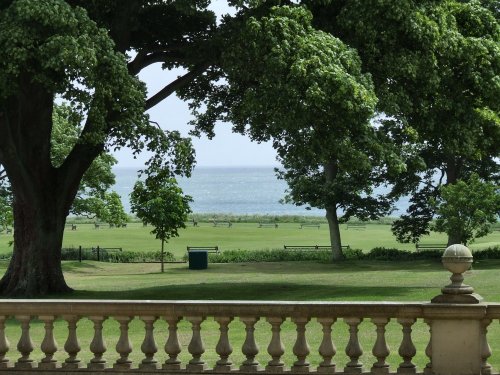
[113,165,281,170]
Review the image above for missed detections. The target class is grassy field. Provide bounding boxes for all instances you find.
[1,221,498,257]
[0,223,498,369]
[1,260,500,369]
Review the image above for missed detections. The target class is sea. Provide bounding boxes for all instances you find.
[113,166,409,216]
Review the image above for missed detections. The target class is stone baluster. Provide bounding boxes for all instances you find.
[344,317,363,373]
[0,316,10,369]
[15,315,35,369]
[186,316,207,371]
[113,316,133,370]
[39,315,59,369]
[371,317,390,374]
[423,320,432,375]
[317,318,336,373]
[215,316,234,372]
[397,318,416,374]
[481,319,492,375]
[266,317,285,372]
[163,316,182,371]
[240,317,260,371]
[62,315,81,369]
[139,316,158,370]
[292,317,310,372]
[88,316,108,370]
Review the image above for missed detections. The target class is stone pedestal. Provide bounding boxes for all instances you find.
[428,244,486,375]
[431,318,481,375]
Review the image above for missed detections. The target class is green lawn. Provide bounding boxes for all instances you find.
[0,225,498,370]
[1,221,498,257]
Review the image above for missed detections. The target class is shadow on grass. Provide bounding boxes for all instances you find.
[62,261,103,273]
[57,282,434,301]
[190,260,444,274]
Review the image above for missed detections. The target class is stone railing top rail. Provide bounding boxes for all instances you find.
[1,299,499,319]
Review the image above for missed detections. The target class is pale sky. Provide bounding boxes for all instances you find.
[113,1,278,168]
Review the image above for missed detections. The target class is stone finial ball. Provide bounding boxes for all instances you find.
[442,244,473,274]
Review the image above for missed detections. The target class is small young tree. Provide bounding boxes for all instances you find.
[130,178,192,272]
[432,174,500,245]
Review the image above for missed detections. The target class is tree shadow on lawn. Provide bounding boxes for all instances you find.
[62,261,107,273]
[62,282,434,302]
[195,260,444,275]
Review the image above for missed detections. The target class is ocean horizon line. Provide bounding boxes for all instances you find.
[113,165,280,170]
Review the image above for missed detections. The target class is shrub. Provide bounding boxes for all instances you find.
[365,247,442,261]
[343,247,364,259]
[207,249,333,263]
[365,247,413,261]
[61,248,176,263]
[472,246,500,260]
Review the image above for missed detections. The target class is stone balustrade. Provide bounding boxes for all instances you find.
[0,299,496,374]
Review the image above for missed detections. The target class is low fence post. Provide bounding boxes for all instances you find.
[79,246,82,263]
[97,246,100,262]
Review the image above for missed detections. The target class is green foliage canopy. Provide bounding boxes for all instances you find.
[311,0,500,243]
[432,174,500,245]
[50,104,118,218]
[182,6,403,258]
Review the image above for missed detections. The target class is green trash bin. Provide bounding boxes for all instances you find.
[188,250,208,270]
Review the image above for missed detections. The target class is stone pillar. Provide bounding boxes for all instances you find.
[425,306,485,375]
[426,244,486,375]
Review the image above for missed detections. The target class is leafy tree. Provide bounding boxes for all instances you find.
[182,6,403,260]
[432,174,500,245]
[100,191,128,227]
[0,193,13,231]
[130,178,192,272]
[0,0,205,296]
[51,104,118,218]
[309,0,500,245]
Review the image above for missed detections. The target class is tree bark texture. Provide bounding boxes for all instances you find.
[161,239,165,273]
[445,158,463,246]
[324,161,344,261]
[0,195,72,296]
[326,207,344,261]
[0,78,99,296]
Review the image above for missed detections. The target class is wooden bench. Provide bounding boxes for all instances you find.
[259,223,278,228]
[300,224,320,229]
[65,224,77,230]
[187,246,219,254]
[416,243,447,252]
[94,223,100,229]
[5,228,12,234]
[213,221,232,228]
[284,245,351,251]
[346,223,366,230]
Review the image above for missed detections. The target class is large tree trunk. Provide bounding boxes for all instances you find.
[445,158,463,246]
[0,78,100,296]
[326,206,344,261]
[0,193,72,296]
[324,160,343,261]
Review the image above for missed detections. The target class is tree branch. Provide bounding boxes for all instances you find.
[145,63,210,110]
[0,166,6,183]
[128,50,187,75]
